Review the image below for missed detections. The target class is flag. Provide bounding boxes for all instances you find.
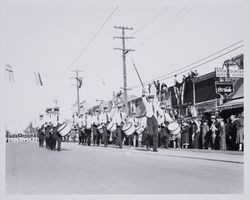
[34,72,43,86]
[37,73,43,86]
[180,80,186,105]
[5,64,14,82]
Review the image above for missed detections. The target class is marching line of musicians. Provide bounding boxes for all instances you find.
[36,90,244,152]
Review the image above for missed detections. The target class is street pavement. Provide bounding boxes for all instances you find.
[6,142,244,194]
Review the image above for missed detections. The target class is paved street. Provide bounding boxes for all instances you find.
[6,142,244,194]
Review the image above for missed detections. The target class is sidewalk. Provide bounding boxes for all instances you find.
[67,142,244,164]
[127,146,244,164]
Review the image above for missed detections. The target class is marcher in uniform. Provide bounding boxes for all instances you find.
[100,106,110,147]
[112,104,126,149]
[142,89,162,152]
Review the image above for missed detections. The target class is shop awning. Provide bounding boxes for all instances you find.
[217,98,243,111]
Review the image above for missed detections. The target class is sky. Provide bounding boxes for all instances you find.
[0,0,247,132]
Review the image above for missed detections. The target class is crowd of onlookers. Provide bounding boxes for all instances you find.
[146,70,199,102]
[59,111,244,152]
[6,111,244,152]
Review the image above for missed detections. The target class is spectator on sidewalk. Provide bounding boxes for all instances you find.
[193,118,201,149]
[201,120,209,149]
[228,115,238,150]
[218,118,226,151]
[181,120,190,148]
[210,116,217,149]
[236,112,244,151]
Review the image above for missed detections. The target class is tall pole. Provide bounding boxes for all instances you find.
[122,28,127,113]
[114,26,134,114]
[71,69,83,115]
[76,70,80,114]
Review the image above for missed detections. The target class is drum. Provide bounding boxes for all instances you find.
[168,122,181,135]
[97,125,104,134]
[107,122,116,133]
[122,122,136,136]
[135,124,145,135]
[58,123,72,137]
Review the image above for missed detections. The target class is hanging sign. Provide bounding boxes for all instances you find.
[215,81,234,96]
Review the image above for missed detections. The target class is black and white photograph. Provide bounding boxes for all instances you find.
[0,0,249,199]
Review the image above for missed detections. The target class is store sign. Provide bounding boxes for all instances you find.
[53,107,59,112]
[46,108,52,114]
[215,81,234,96]
[215,68,244,78]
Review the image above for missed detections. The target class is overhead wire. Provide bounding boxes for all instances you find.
[91,6,170,70]
[128,41,244,89]
[57,5,119,82]
[137,40,243,83]
[136,6,193,47]
[157,44,243,82]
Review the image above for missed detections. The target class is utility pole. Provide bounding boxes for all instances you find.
[70,69,83,115]
[114,25,134,114]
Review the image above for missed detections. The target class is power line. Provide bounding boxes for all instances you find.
[58,5,119,82]
[91,6,169,70]
[92,6,187,73]
[128,42,243,89]
[137,6,192,47]
[157,45,243,82]
[129,6,168,37]
[142,40,243,82]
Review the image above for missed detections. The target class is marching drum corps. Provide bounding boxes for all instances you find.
[8,85,243,153]
[22,87,184,152]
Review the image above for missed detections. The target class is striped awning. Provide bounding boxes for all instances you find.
[217,98,243,110]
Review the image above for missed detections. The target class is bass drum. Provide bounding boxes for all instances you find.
[58,123,72,137]
[122,122,135,136]
[168,122,180,140]
[135,124,145,135]
[97,125,104,134]
[107,122,116,133]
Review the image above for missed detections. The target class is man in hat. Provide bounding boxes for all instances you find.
[100,106,111,147]
[56,123,64,151]
[131,111,139,147]
[85,110,92,146]
[229,114,238,150]
[92,109,100,146]
[159,104,172,148]
[76,115,83,145]
[51,116,60,151]
[79,114,86,145]
[126,111,138,147]
[44,122,52,149]
[37,115,45,147]
[112,104,126,149]
[142,89,162,152]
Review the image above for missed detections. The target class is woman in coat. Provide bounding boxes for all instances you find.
[181,121,190,148]
[193,119,201,149]
[219,119,226,151]
[201,120,209,149]
[236,112,244,151]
